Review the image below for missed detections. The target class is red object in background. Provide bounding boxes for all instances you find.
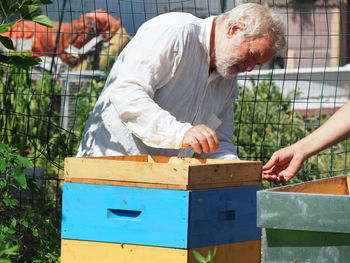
[20,148,30,156]
[2,9,121,65]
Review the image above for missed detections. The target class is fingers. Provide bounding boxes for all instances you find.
[262,171,288,185]
[262,153,279,171]
[182,125,219,154]
[200,126,219,153]
[189,136,202,154]
[262,147,297,184]
[262,156,303,185]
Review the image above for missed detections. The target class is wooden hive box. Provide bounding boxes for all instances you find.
[63,155,262,189]
[61,155,262,263]
[257,175,350,263]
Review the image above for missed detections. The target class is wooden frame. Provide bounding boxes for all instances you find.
[64,155,262,190]
[270,175,349,195]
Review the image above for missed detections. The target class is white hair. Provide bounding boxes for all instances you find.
[217,3,286,52]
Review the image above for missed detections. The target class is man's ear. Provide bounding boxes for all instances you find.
[227,22,241,39]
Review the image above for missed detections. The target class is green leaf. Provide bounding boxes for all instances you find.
[0,141,6,151]
[32,228,39,237]
[206,250,211,262]
[10,198,19,207]
[21,220,29,228]
[0,22,16,34]
[32,15,54,28]
[6,228,16,235]
[13,169,27,189]
[0,245,19,257]
[0,245,19,263]
[27,179,40,193]
[10,218,17,228]
[0,179,7,187]
[7,55,41,68]
[0,35,14,50]
[0,54,10,64]
[20,5,39,20]
[17,155,33,167]
[27,210,35,217]
[193,250,207,263]
[33,0,53,5]
[0,159,6,173]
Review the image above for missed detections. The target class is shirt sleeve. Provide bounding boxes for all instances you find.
[106,22,193,149]
[196,80,239,160]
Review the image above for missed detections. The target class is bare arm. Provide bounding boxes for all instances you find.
[263,100,350,184]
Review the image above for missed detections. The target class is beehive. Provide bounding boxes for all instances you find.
[257,175,350,263]
[61,155,263,263]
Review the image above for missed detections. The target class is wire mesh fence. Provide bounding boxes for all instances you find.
[1,0,350,260]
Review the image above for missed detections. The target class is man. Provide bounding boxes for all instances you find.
[77,3,286,159]
[263,100,350,184]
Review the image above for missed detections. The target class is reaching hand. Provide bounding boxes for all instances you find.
[262,146,306,184]
[182,125,219,154]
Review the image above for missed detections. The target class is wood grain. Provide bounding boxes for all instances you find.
[64,155,262,189]
[271,176,348,195]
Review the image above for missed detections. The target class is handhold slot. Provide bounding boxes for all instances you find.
[218,210,235,220]
[107,209,141,219]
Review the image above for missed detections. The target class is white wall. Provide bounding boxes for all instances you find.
[237,65,350,112]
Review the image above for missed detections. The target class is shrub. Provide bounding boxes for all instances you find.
[0,141,60,262]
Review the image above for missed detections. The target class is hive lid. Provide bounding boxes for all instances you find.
[64,155,262,190]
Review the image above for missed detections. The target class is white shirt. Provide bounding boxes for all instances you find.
[77,12,239,160]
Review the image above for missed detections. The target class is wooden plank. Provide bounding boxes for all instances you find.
[271,175,348,195]
[61,239,187,263]
[86,155,149,162]
[61,182,190,248]
[64,178,188,190]
[188,162,262,185]
[64,177,261,190]
[147,155,246,165]
[61,239,261,263]
[81,155,250,165]
[64,157,189,185]
[262,228,350,263]
[163,156,238,165]
[189,185,262,247]
[65,156,262,188]
[188,240,261,263]
[347,176,350,195]
[257,190,350,233]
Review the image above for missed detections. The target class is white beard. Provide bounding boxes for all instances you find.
[215,58,243,79]
[214,36,245,79]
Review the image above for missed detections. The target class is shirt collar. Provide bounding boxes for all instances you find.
[199,16,216,67]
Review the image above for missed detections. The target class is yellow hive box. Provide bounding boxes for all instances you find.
[61,239,261,263]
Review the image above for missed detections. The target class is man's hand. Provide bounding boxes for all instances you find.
[182,125,219,154]
[262,146,306,184]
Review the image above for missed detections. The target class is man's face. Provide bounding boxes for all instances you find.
[215,34,277,79]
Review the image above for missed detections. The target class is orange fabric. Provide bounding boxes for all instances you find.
[2,10,121,65]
